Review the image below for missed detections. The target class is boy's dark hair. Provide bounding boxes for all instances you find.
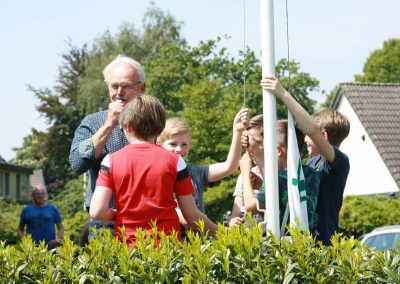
[312,108,350,147]
[120,95,166,140]
[247,115,304,152]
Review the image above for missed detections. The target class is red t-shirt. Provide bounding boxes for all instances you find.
[96,143,194,245]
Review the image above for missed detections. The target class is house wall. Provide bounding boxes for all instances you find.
[337,96,399,195]
[0,170,31,203]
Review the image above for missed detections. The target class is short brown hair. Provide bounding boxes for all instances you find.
[120,95,166,140]
[276,119,305,153]
[247,115,304,152]
[247,114,264,134]
[312,108,350,147]
[157,117,191,144]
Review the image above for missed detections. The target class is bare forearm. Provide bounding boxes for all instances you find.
[279,90,334,161]
[230,196,243,219]
[92,122,116,158]
[208,130,242,182]
[17,228,24,239]
[243,178,258,212]
[57,225,64,239]
[90,207,116,222]
[186,212,218,237]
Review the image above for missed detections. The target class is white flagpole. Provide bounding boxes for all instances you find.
[260,0,280,236]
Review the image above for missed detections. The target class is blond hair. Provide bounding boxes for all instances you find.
[157,117,191,144]
[120,95,166,140]
[312,108,350,147]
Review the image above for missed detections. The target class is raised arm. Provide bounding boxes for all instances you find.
[69,100,124,174]
[91,101,124,158]
[260,75,334,162]
[208,108,249,182]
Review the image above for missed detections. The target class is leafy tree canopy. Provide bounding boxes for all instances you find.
[355,38,400,83]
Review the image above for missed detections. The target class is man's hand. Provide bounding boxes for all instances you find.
[106,100,125,127]
[48,239,61,248]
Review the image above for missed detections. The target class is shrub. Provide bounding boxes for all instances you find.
[339,195,400,238]
[0,199,24,245]
[2,221,400,283]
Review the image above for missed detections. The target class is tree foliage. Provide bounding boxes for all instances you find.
[77,5,186,115]
[12,44,87,195]
[355,38,400,83]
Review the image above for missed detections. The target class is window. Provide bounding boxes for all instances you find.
[367,233,400,251]
[16,174,20,200]
[5,172,9,197]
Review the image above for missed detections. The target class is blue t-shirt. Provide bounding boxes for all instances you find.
[19,204,62,245]
[187,164,210,213]
[307,146,350,246]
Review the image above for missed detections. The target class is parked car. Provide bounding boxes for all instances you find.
[360,225,400,251]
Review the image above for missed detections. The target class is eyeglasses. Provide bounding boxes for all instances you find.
[107,81,142,93]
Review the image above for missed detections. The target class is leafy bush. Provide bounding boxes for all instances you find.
[339,195,400,238]
[0,199,24,245]
[2,221,400,283]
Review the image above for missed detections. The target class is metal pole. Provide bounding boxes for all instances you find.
[260,0,280,237]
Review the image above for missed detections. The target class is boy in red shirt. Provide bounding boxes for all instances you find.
[90,95,217,246]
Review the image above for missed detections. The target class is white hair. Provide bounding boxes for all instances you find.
[103,54,146,83]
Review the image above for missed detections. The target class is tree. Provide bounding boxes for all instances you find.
[355,38,400,83]
[13,43,87,195]
[77,4,186,115]
[146,40,319,165]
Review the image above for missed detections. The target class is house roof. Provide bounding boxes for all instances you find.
[0,161,33,174]
[332,83,400,189]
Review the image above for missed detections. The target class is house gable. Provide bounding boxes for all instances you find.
[332,83,400,195]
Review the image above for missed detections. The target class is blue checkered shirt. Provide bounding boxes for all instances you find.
[69,110,129,210]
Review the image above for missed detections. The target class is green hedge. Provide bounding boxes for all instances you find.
[2,220,400,283]
[339,195,400,239]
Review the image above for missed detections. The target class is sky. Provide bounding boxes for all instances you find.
[1,0,399,161]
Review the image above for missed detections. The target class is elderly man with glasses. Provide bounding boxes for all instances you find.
[69,55,146,238]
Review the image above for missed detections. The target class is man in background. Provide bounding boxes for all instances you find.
[18,185,64,249]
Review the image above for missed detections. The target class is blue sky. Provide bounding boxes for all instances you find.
[1,0,399,160]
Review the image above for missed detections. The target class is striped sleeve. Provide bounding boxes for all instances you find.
[100,154,111,173]
[96,154,113,189]
[175,156,194,196]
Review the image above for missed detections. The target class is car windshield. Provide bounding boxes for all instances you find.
[364,233,400,251]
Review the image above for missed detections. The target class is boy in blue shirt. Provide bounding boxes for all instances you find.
[261,75,350,245]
